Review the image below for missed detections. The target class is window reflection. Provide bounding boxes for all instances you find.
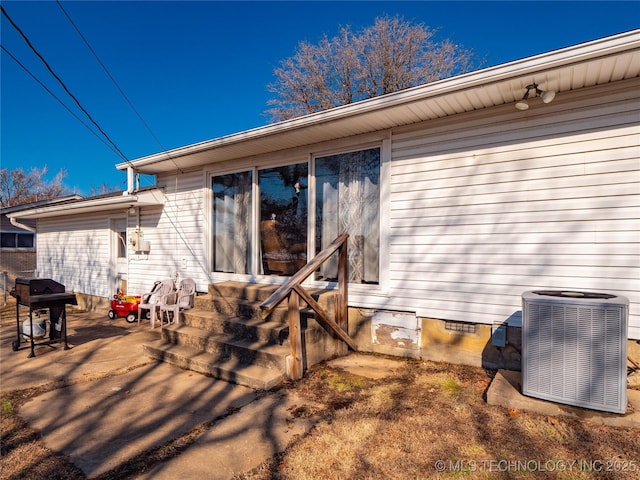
[259,164,308,275]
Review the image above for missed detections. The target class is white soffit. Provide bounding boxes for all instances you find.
[119,30,640,175]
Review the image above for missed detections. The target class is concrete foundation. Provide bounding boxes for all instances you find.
[70,292,110,312]
[420,318,522,370]
[349,308,640,373]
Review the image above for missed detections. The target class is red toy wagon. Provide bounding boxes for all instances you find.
[108,291,141,323]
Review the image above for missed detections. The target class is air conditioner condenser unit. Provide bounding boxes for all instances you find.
[522,290,629,414]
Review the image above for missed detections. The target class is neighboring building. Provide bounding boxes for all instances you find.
[8,31,640,367]
[6,188,164,309]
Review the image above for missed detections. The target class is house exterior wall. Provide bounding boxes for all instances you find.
[386,80,639,339]
[37,214,113,299]
[32,78,637,369]
[129,79,638,347]
[126,175,209,297]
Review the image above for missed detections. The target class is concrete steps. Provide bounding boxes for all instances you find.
[143,341,285,390]
[142,281,345,390]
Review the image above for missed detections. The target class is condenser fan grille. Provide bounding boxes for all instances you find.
[522,291,628,414]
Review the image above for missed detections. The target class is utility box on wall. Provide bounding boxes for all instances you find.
[129,230,150,253]
[522,290,628,414]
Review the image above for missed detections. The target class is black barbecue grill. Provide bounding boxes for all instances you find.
[11,277,77,357]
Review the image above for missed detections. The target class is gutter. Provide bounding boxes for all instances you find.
[9,216,36,233]
[6,189,165,220]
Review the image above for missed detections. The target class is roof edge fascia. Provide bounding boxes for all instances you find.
[118,29,640,170]
[0,195,84,214]
[7,189,165,219]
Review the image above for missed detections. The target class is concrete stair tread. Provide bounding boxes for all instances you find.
[166,324,291,353]
[193,296,290,322]
[143,340,285,390]
[196,295,289,309]
[183,310,323,330]
[185,309,287,326]
[206,281,339,302]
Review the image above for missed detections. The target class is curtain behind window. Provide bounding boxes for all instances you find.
[212,171,252,273]
[316,148,380,283]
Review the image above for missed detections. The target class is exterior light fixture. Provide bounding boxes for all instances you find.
[515,90,531,111]
[515,83,555,110]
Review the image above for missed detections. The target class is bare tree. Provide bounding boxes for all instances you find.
[266,15,477,122]
[0,166,69,208]
[88,183,121,197]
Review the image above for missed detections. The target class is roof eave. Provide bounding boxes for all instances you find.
[0,195,84,215]
[118,29,640,173]
[7,189,165,220]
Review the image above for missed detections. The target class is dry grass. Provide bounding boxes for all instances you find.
[236,361,640,480]
[1,316,639,480]
[1,387,85,480]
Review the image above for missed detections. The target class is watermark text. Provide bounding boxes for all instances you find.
[433,459,637,473]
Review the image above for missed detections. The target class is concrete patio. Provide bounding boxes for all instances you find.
[2,300,638,478]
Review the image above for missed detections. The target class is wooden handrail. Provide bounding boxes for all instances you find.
[260,232,356,380]
[260,233,348,316]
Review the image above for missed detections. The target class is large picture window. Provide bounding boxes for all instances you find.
[210,146,380,284]
[315,148,380,284]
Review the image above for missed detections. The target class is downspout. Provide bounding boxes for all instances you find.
[126,167,135,194]
[9,216,36,233]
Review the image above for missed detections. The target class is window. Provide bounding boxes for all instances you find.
[315,148,380,284]
[1,232,35,249]
[209,146,381,284]
[116,230,127,258]
[212,171,253,274]
[259,163,308,275]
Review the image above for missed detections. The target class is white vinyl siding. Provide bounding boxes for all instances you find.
[387,81,639,338]
[37,216,112,297]
[122,81,638,339]
[127,170,209,295]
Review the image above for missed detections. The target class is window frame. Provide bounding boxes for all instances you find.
[0,231,36,250]
[205,138,389,294]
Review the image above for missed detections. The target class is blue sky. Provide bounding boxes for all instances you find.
[1,1,638,196]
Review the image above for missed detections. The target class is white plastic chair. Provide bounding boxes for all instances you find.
[138,279,175,328]
[160,278,196,329]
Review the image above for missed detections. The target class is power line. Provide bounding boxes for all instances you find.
[55,1,183,176]
[55,0,168,153]
[1,4,132,165]
[1,45,124,159]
